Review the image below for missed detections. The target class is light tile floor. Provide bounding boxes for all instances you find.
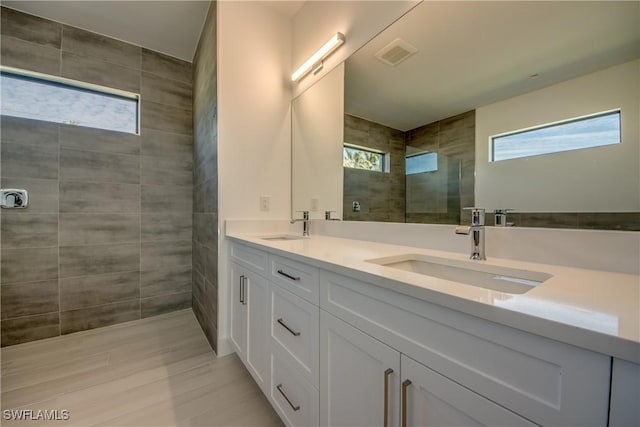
[0,309,282,426]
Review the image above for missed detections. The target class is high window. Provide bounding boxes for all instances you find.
[490,110,621,162]
[1,67,140,134]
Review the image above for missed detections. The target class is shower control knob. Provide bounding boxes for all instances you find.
[1,189,28,209]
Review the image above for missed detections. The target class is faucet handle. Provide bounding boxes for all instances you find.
[463,207,485,226]
[295,210,309,219]
[494,209,514,227]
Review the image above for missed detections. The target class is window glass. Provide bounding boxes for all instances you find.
[491,110,620,162]
[343,145,385,172]
[1,70,139,134]
[406,152,438,174]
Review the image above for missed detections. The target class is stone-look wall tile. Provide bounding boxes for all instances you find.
[141,101,193,135]
[59,244,140,278]
[60,272,140,311]
[61,52,140,93]
[0,10,194,346]
[142,184,192,212]
[60,123,140,155]
[59,213,140,246]
[343,114,405,222]
[141,240,191,271]
[1,313,60,347]
[141,265,192,298]
[577,213,640,231]
[193,213,217,248]
[141,156,192,186]
[61,25,141,69]
[192,240,205,276]
[1,212,58,249]
[60,299,140,335]
[141,72,192,110]
[1,247,58,285]
[60,149,140,184]
[513,213,579,229]
[1,280,59,319]
[60,181,140,213]
[192,2,217,352]
[1,116,58,147]
[0,36,61,75]
[1,7,61,48]
[142,48,192,84]
[0,178,58,213]
[141,292,191,318]
[141,212,192,242]
[141,129,192,161]
[1,143,58,180]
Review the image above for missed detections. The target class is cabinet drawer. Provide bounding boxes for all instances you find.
[269,254,319,304]
[230,242,268,275]
[271,284,319,388]
[402,354,536,427]
[320,270,610,427]
[271,348,319,427]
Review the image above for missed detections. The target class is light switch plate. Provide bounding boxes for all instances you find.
[260,195,270,212]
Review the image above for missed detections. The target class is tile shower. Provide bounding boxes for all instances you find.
[0,7,196,346]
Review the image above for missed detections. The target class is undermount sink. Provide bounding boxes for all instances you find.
[367,254,552,294]
[260,235,305,241]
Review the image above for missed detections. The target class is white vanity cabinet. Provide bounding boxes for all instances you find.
[229,244,271,393]
[320,310,401,427]
[228,240,615,427]
[609,358,640,426]
[320,310,535,427]
[267,254,321,427]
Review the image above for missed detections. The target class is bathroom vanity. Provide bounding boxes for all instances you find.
[226,230,639,427]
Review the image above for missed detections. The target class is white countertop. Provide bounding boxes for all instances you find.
[227,232,640,364]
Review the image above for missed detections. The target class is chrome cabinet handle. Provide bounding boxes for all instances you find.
[276,383,300,411]
[239,275,247,305]
[402,379,412,427]
[384,368,394,427]
[277,269,300,281]
[277,318,301,336]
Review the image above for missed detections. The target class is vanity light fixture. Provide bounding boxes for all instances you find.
[291,32,345,82]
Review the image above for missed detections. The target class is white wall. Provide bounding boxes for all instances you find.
[217,0,292,355]
[292,63,344,219]
[476,60,640,212]
[292,0,419,97]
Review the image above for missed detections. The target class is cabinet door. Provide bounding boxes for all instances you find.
[609,358,640,427]
[246,271,269,392]
[229,263,247,359]
[320,311,400,427]
[400,355,536,427]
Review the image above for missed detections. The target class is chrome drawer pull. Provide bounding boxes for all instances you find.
[402,379,412,427]
[277,318,301,336]
[276,383,300,411]
[277,269,300,281]
[384,368,394,427]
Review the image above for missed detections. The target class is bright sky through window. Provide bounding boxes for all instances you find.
[491,110,621,162]
[1,71,138,134]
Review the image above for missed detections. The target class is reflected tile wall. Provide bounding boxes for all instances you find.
[0,6,193,346]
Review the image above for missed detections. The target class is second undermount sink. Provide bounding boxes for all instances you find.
[260,234,305,241]
[367,254,552,294]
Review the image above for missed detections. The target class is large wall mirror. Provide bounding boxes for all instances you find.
[292,1,640,230]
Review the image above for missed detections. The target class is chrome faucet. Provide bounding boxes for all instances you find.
[455,207,486,260]
[494,209,514,227]
[290,211,310,237]
[325,210,341,221]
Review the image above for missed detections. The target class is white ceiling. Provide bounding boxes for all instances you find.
[3,1,306,62]
[345,1,640,131]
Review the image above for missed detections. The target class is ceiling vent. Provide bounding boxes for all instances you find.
[374,38,418,66]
